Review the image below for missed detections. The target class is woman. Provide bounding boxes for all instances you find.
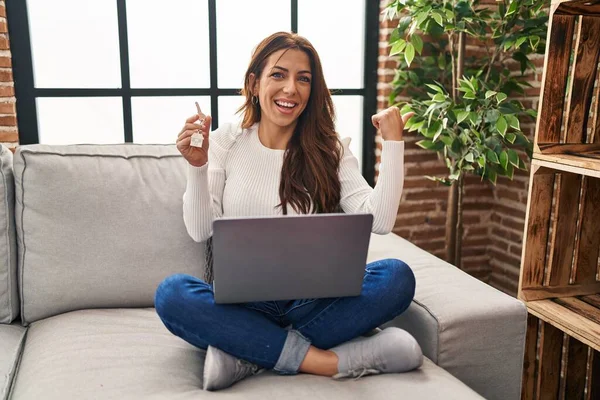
[155,32,422,391]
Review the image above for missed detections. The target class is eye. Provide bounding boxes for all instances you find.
[299,76,311,83]
[271,72,283,78]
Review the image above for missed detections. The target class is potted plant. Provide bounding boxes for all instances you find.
[384,0,548,268]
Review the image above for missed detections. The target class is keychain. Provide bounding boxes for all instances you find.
[190,102,204,148]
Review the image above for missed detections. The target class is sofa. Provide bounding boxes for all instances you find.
[0,143,527,399]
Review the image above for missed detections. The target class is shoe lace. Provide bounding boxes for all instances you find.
[235,359,261,381]
[332,368,381,381]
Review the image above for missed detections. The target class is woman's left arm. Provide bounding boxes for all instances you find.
[339,107,413,234]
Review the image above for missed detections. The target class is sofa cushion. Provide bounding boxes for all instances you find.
[10,308,483,399]
[0,323,26,400]
[368,233,526,400]
[0,145,18,324]
[13,145,207,324]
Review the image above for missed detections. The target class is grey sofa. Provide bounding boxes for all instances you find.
[0,143,527,399]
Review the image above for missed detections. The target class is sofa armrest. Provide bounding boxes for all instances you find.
[368,233,527,400]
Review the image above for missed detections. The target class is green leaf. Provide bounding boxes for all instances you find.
[433,93,446,102]
[426,84,443,93]
[486,149,500,164]
[456,111,470,124]
[405,42,415,66]
[529,35,540,50]
[500,151,509,170]
[477,156,485,168]
[485,90,497,99]
[465,152,474,163]
[440,135,454,147]
[417,140,443,151]
[463,91,476,100]
[411,34,424,54]
[432,12,444,27]
[505,132,517,144]
[508,149,519,167]
[390,39,407,56]
[506,114,521,130]
[416,11,428,28]
[496,116,508,136]
[496,93,508,103]
[486,169,498,185]
[505,163,515,180]
[506,0,519,16]
[518,158,528,170]
[515,36,528,48]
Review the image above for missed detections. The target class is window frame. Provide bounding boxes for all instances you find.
[7,0,379,185]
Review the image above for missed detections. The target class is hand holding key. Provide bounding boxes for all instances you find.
[176,102,211,167]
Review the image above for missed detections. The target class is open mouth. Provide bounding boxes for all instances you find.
[274,100,298,114]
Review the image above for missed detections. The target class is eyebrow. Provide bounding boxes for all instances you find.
[272,65,312,75]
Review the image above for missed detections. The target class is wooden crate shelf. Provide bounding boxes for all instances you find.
[532,155,600,178]
[527,295,600,351]
[519,1,600,398]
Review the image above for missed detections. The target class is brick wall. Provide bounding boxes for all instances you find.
[0,0,16,151]
[378,0,543,296]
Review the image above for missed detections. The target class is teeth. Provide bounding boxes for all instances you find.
[275,101,296,108]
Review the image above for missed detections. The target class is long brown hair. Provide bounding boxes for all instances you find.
[238,32,342,214]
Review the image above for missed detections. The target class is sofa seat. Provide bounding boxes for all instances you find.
[9,308,483,400]
[0,323,26,400]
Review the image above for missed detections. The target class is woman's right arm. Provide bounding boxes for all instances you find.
[177,110,225,242]
[182,160,225,242]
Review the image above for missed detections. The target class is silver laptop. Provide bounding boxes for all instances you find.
[211,213,373,304]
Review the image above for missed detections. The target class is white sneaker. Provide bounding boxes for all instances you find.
[202,346,262,391]
[331,327,423,380]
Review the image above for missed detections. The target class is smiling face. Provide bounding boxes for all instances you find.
[250,48,312,132]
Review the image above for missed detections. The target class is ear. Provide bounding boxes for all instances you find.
[248,73,259,96]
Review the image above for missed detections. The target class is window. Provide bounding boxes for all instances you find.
[7,0,379,183]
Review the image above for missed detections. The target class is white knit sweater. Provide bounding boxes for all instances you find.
[183,122,405,242]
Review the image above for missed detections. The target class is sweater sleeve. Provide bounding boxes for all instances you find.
[339,137,405,234]
[182,123,240,242]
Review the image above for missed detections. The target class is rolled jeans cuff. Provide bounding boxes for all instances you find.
[273,330,311,375]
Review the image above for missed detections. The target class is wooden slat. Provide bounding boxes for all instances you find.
[572,177,600,284]
[564,16,600,142]
[519,169,556,292]
[579,294,600,308]
[565,337,588,400]
[556,0,600,16]
[532,156,600,179]
[523,314,540,400]
[527,299,600,351]
[593,68,600,143]
[536,14,576,144]
[554,297,600,325]
[537,322,564,399]
[520,282,600,301]
[546,173,582,286]
[538,143,600,154]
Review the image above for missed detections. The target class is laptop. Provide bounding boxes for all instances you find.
[211,213,373,304]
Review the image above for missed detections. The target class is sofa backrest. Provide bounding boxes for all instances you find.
[0,146,18,324]
[13,144,207,324]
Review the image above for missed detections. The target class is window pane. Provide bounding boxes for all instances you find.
[37,98,124,144]
[217,1,290,88]
[132,97,211,144]
[298,0,365,89]
[126,0,210,88]
[332,96,363,170]
[218,96,246,126]
[27,0,121,88]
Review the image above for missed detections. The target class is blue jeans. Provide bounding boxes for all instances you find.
[154,258,415,374]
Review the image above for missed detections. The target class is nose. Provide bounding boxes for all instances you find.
[283,77,297,95]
